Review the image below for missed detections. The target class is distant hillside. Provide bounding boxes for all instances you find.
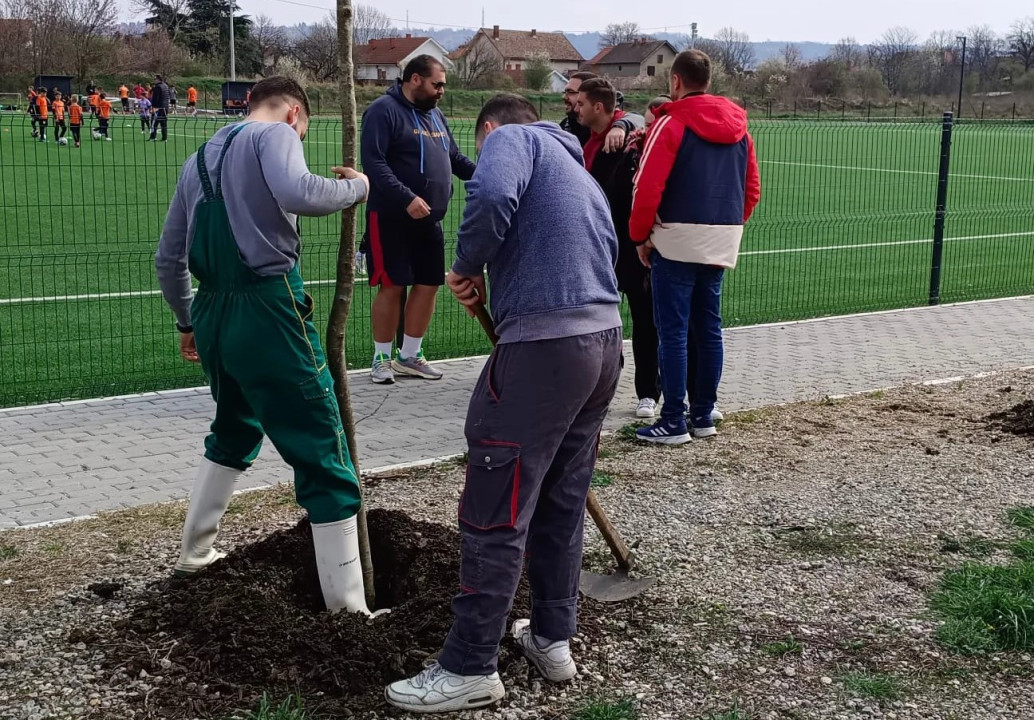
[564,32,835,66]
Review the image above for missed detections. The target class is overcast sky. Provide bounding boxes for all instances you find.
[128,0,1029,44]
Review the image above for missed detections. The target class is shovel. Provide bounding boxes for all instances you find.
[471,300,655,603]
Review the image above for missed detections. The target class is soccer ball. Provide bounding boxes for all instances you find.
[57,138,68,146]
[92,131,102,140]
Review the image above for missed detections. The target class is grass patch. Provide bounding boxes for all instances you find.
[233,693,308,720]
[616,423,646,442]
[839,671,903,700]
[0,543,20,561]
[700,703,750,720]
[762,634,804,657]
[930,560,1034,652]
[1012,538,1034,561]
[938,532,999,558]
[1008,506,1034,534]
[571,697,638,720]
[591,471,615,488]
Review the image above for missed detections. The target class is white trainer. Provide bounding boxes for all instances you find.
[385,661,504,714]
[512,619,577,682]
[711,406,724,422]
[635,398,657,418]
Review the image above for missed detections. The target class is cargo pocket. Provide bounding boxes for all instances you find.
[459,443,521,530]
[299,365,336,401]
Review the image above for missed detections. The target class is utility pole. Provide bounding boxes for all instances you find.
[691,22,698,49]
[955,35,967,120]
[229,0,237,81]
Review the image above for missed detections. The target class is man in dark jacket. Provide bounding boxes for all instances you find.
[386,93,622,715]
[149,75,171,142]
[560,71,642,152]
[631,50,761,444]
[360,55,475,384]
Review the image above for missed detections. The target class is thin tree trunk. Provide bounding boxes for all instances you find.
[327,0,375,608]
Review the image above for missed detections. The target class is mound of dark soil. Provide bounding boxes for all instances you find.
[89,509,623,718]
[987,400,1034,437]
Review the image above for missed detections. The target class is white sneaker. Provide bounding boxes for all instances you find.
[385,661,505,713]
[711,406,724,422]
[690,424,718,439]
[371,353,395,384]
[635,398,657,419]
[512,619,577,682]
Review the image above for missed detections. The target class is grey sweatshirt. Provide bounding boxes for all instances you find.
[453,122,621,344]
[155,121,367,327]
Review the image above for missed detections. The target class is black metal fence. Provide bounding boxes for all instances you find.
[0,111,1032,407]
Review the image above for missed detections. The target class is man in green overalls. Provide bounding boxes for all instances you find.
[155,77,375,615]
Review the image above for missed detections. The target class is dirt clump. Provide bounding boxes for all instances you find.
[986,400,1034,437]
[86,509,620,718]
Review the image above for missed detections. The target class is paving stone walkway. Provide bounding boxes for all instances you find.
[2,297,1032,528]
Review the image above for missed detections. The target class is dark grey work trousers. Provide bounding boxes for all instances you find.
[437,327,623,675]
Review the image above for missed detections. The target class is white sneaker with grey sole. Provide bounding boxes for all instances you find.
[512,619,577,682]
[392,351,443,380]
[371,353,395,384]
[384,661,504,713]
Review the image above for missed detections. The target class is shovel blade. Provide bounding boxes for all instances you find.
[579,570,655,603]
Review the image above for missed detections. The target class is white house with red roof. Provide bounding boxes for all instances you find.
[354,35,454,84]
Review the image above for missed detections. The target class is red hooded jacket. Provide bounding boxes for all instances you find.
[630,94,760,268]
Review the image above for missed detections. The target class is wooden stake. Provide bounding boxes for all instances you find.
[327,0,376,608]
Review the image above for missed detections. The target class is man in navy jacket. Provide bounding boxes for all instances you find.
[360,55,476,384]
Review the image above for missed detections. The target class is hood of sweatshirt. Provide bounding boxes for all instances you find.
[660,94,747,145]
[530,120,586,165]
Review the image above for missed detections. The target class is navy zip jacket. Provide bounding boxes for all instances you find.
[360,81,475,223]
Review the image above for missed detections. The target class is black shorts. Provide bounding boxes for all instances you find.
[187,101,196,108]
[363,211,445,288]
[121,98,129,109]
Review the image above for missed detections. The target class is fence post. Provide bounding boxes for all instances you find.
[767,100,772,118]
[893,102,898,118]
[867,102,871,121]
[1013,102,1017,120]
[793,100,797,119]
[980,101,985,119]
[922,101,925,119]
[928,111,955,306]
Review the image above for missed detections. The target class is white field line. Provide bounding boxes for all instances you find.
[739,230,1034,257]
[4,230,1032,306]
[761,159,1034,183]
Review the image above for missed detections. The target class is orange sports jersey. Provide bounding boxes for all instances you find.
[119,85,129,99]
[89,93,99,108]
[99,99,111,119]
[52,100,65,121]
[69,103,82,125]
[35,95,48,119]
[187,87,197,103]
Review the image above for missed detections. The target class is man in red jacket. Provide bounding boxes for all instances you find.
[630,49,761,445]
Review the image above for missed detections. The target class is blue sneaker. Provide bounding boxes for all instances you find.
[635,418,691,445]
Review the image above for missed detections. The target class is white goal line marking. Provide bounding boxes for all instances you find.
[2,230,1032,306]
[761,160,1034,183]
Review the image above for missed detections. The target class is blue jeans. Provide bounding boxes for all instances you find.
[650,252,725,426]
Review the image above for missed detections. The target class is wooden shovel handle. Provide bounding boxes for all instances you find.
[472,301,635,574]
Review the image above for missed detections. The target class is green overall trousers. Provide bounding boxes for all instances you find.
[188,124,362,524]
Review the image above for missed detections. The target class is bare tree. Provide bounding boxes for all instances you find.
[870,26,919,94]
[453,38,498,89]
[124,27,188,76]
[293,14,338,81]
[0,0,33,76]
[5,0,66,75]
[964,24,1003,87]
[700,27,755,74]
[600,21,643,49]
[254,13,290,72]
[353,2,391,46]
[63,0,117,82]
[1009,16,1034,71]
[829,36,864,70]
[780,42,802,71]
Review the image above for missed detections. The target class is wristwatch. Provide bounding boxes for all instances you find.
[176,322,194,334]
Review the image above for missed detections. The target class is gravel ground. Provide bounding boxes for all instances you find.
[2,370,1034,719]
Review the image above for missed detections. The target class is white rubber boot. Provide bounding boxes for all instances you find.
[312,515,375,615]
[173,458,242,576]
